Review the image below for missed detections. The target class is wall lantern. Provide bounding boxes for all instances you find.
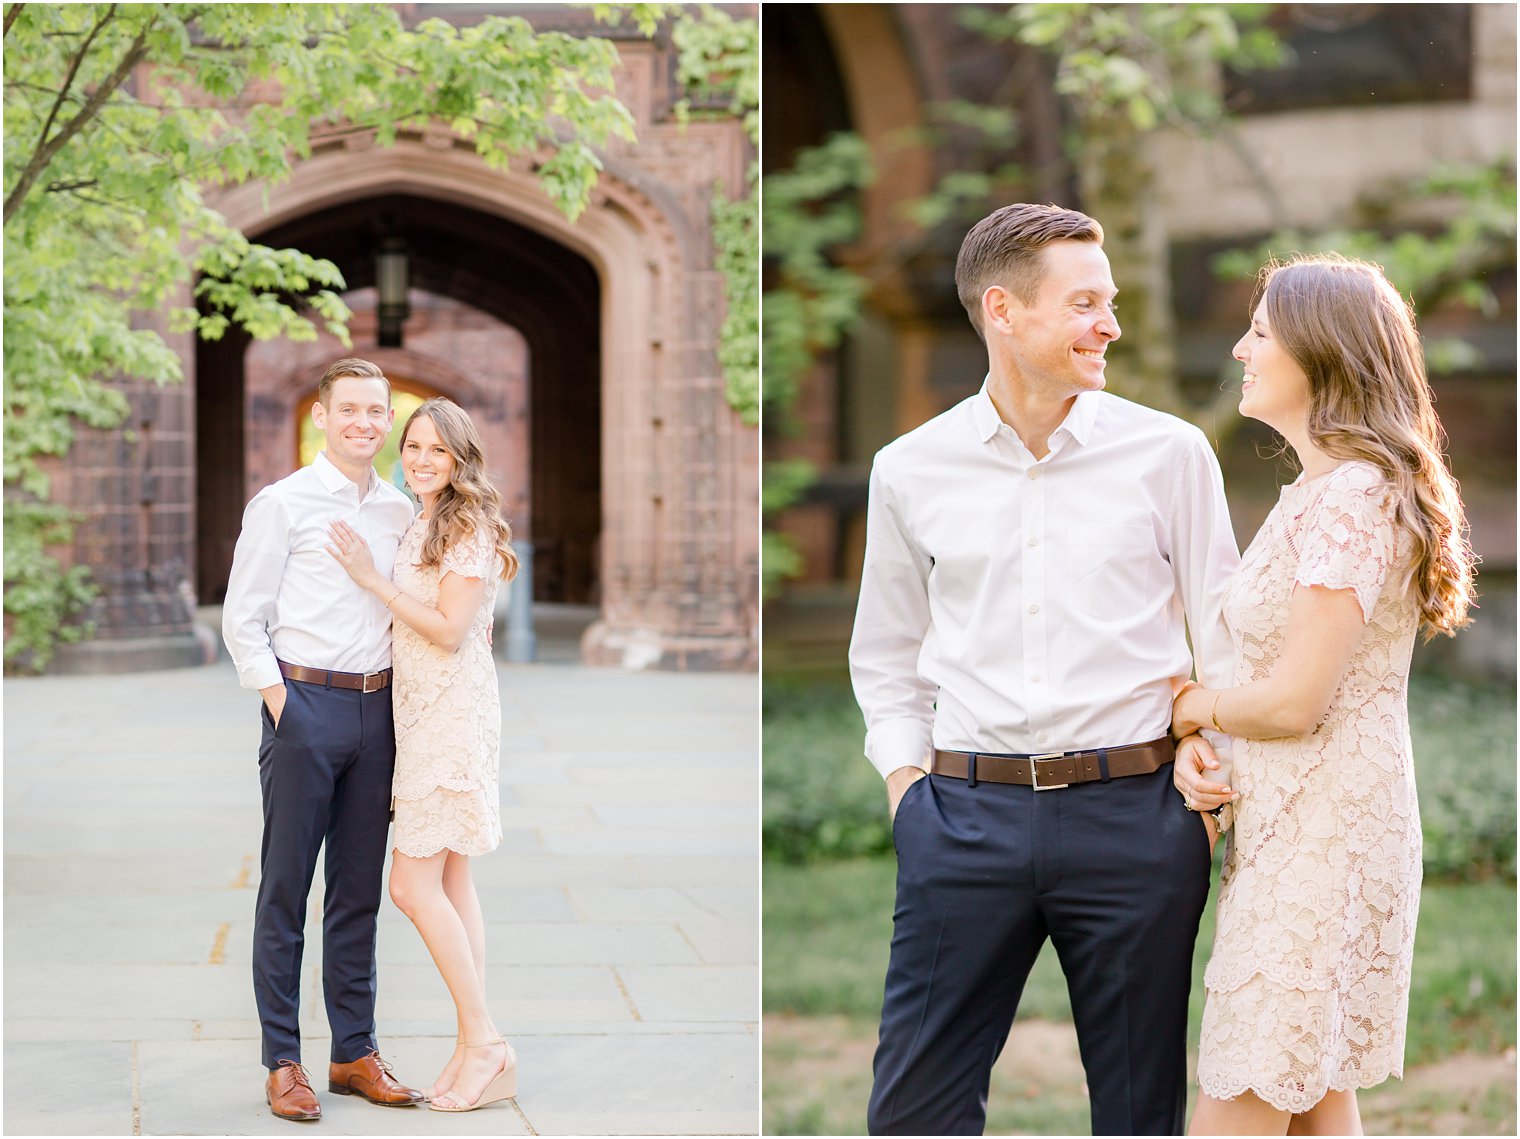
[376,235,410,348]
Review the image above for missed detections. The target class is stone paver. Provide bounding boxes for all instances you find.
[3,655,759,1135]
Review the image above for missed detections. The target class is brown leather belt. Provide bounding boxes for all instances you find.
[930,736,1174,790]
[278,660,392,693]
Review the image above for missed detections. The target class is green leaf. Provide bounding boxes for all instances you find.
[1127,94,1159,131]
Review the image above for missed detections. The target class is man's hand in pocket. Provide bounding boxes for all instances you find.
[886,766,926,820]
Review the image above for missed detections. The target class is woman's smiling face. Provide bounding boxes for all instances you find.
[1233,301,1312,435]
[401,413,455,504]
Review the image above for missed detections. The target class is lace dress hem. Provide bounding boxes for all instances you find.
[392,836,499,859]
[1197,1066,1404,1114]
[392,784,501,859]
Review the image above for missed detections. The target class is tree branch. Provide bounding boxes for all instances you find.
[4,3,23,39]
[45,178,99,193]
[5,79,86,100]
[62,190,143,214]
[4,6,156,225]
[33,5,116,166]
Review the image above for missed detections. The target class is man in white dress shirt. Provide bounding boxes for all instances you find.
[223,358,423,1120]
[850,204,1239,1135]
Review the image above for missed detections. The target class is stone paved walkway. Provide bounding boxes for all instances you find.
[4,655,758,1135]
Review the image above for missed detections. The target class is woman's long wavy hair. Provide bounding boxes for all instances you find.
[1259,253,1474,638]
[400,398,518,582]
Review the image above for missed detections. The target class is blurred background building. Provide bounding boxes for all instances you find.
[48,5,758,673]
[763,2,1515,678]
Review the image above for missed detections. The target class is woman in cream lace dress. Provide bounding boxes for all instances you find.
[1171,256,1474,1135]
[327,397,519,1114]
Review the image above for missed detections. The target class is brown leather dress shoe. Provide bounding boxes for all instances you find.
[328,1050,425,1106]
[266,1060,321,1121]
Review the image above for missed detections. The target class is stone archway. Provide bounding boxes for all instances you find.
[202,133,754,667]
[195,194,593,606]
[815,5,933,276]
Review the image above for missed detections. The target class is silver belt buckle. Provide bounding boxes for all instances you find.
[362,671,385,693]
[1029,752,1068,791]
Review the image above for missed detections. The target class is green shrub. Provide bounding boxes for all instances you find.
[1408,669,1517,880]
[762,677,889,862]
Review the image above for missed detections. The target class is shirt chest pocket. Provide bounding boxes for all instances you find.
[1067,523,1159,622]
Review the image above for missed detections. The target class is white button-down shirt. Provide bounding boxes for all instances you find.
[223,451,415,691]
[849,384,1240,779]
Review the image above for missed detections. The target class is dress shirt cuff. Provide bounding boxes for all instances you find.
[1200,727,1233,833]
[239,654,284,692]
[865,718,934,781]
[1201,726,1232,767]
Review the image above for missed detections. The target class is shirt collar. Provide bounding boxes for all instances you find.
[971,381,1102,448]
[970,380,1002,444]
[1058,390,1101,447]
[313,450,376,498]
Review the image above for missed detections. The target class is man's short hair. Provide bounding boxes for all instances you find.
[955,204,1104,340]
[317,358,391,406]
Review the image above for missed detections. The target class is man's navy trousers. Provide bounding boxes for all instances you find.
[252,675,396,1070]
[868,762,1213,1136]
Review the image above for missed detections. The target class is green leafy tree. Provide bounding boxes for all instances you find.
[4,2,637,669]
[761,133,873,597]
[1213,158,1518,373]
[674,5,759,423]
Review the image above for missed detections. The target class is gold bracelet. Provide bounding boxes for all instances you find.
[1209,693,1224,733]
[384,588,402,610]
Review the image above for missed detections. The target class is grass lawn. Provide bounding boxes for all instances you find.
[763,858,1516,1135]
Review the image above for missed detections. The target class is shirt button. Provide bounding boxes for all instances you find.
[1027,537,1038,547]
[1037,731,1049,744]
[1028,604,1039,614]
[1030,675,1042,684]
[1028,468,1042,480]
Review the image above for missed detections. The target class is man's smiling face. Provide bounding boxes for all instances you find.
[312,376,393,469]
[1000,240,1121,401]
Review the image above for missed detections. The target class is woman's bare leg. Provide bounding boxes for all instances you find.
[1190,1090,1291,1136]
[389,851,508,1105]
[442,851,487,992]
[427,852,488,1097]
[1288,1089,1363,1136]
